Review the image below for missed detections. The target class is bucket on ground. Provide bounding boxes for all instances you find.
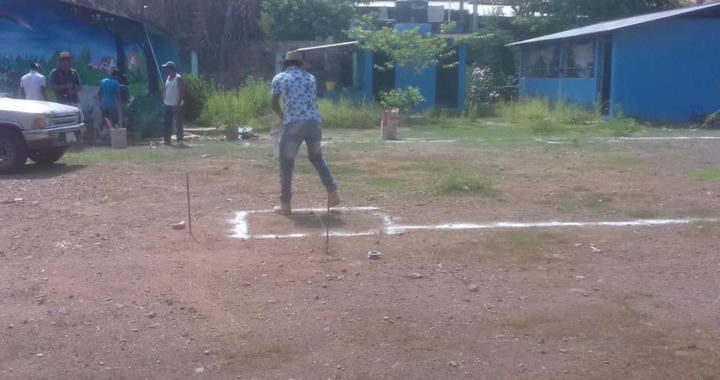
[110,128,127,149]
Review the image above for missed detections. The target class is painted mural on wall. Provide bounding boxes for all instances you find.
[0,0,149,117]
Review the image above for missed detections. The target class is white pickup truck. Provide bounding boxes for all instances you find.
[0,98,84,174]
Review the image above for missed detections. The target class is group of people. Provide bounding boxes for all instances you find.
[19,52,81,104]
[20,49,337,213]
[18,53,184,146]
[19,52,128,140]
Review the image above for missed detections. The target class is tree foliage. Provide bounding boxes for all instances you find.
[511,0,684,38]
[352,18,451,73]
[261,0,365,41]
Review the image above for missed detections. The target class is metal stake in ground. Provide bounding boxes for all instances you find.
[325,198,330,254]
[186,173,193,236]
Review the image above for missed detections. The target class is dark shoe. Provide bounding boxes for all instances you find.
[274,203,292,215]
[328,190,341,208]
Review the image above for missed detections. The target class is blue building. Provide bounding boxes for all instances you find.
[292,23,467,112]
[510,3,720,123]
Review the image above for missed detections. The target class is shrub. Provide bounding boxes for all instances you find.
[379,87,425,114]
[319,99,380,129]
[182,75,212,123]
[199,78,272,131]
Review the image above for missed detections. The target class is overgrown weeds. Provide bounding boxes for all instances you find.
[319,99,380,129]
[433,170,496,196]
[199,79,379,131]
[496,98,595,133]
[199,78,272,131]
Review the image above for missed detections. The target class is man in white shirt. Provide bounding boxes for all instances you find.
[20,63,47,101]
[161,61,185,146]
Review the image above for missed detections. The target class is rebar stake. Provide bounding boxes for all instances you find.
[186,173,193,236]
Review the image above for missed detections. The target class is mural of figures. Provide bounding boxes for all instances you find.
[0,0,178,137]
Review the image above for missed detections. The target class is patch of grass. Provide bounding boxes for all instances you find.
[318,99,380,129]
[624,209,661,219]
[695,169,720,182]
[432,170,496,196]
[199,78,272,131]
[61,143,269,165]
[496,99,596,127]
[367,176,411,193]
[552,191,615,216]
[602,115,644,137]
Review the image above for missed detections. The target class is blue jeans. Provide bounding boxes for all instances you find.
[279,120,336,203]
[163,105,184,143]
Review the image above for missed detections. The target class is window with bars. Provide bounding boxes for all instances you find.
[564,40,595,78]
[521,43,560,78]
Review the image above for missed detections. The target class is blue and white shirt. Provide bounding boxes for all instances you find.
[271,66,321,125]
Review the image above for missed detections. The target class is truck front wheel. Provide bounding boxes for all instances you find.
[0,130,27,174]
[28,147,67,166]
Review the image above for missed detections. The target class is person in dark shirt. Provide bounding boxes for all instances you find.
[49,52,81,105]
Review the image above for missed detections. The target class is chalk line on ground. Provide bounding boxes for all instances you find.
[230,207,716,240]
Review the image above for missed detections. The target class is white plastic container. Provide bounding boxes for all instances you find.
[110,128,127,149]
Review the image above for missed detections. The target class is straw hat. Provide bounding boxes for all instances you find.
[281,51,310,69]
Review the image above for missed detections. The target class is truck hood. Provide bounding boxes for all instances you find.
[0,98,79,115]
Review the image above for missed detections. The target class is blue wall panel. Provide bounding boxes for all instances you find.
[393,23,436,111]
[520,78,597,108]
[456,44,467,109]
[357,50,374,103]
[611,18,720,122]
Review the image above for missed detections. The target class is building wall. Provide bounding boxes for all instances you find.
[611,18,720,122]
[520,77,598,108]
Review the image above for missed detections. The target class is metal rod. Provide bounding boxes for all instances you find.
[325,199,330,254]
[186,173,193,235]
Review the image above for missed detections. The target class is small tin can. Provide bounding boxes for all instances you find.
[368,251,383,260]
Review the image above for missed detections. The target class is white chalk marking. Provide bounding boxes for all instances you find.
[230,207,387,240]
[231,211,250,240]
[231,207,716,240]
[244,206,380,215]
[254,233,309,240]
[387,139,458,144]
[324,231,379,238]
[618,136,720,141]
[385,218,714,235]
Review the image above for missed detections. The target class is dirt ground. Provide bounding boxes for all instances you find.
[2,133,720,379]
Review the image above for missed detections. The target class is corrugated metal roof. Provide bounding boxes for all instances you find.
[509,2,720,46]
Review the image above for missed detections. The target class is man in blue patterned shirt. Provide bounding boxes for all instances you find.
[271,51,340,215]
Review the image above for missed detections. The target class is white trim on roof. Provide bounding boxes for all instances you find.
[509,2,720,46]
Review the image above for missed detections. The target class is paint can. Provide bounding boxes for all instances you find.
[368,251,383,260]
[110,128,127,149]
